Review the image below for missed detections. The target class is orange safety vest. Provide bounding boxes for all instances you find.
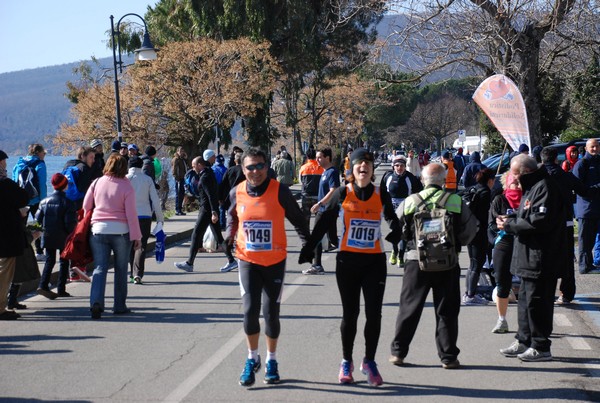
[235,179,287,266]
[340,184,384,254]
[444,160,457,190]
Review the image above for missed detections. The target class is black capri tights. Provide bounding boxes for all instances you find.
[239,258,286,338]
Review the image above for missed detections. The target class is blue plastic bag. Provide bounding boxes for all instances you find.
[155,230,166,264]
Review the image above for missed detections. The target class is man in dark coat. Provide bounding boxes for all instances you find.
[498,154,566,362]
[0,150,30,320]
[89,139,105,181]
[542,146,599,304]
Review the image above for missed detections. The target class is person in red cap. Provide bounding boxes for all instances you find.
[35,173,78,299]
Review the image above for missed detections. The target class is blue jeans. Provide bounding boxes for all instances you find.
[89,233,132,312]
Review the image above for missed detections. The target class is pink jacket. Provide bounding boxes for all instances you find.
[82,176,142,241]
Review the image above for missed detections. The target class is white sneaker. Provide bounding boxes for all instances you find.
[220,261,238,272]
[302,264,325,275]
[517,348,552,362]
[491,318,509,333]
[174,261,194,272]
[462,294,489,306]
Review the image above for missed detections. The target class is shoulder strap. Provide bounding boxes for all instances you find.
[436,191,452,209]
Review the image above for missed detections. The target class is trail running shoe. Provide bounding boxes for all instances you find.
[389,252,398,265]
[264,360,280,384]
[517,348,552,362]
[239,355,261,387]
[174,261,194,272]
[302,264,325,275]
[500,340,528,357]
[220,261,238,272]
[462,294,489,306]
[338,360,354,384]
[360,359,383,386]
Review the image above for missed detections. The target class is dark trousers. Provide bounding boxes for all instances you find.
[130,217,152,279]
[577,217,600,273]
[516,276,557,352]
[492,240,513,298]
[328,207,339,248]
[336,252,387,362]
[174,179,185,213]
[188,209,224,265]
[466,236,487,297]
[559,225,576,300]
[391,260,461,364]
[39,248,69,293]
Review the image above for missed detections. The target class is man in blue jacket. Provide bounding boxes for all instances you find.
[460,151,487,188]
[572,138,600,274]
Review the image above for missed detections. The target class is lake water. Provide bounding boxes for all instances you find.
[6,155,175,198]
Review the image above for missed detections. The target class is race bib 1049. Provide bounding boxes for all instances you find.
[243,220,273,251]
[347,219,379,249]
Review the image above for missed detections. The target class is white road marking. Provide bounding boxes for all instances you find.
[565,336,591,350]
[162,274,309,403]
[553,313,572,327]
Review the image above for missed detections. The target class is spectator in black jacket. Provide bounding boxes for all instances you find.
[90,139,105,181]
[462,168,495,306]
[142,145,159,189]
[460,151,487,188]
[541,146,599,304]
[36,173,78,299]
[499,154,566,362]
[0,150,30,320]
[174,156,224,272]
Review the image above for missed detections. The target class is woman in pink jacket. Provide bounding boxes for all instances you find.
[83,154,142,319]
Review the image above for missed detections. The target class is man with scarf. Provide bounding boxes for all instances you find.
[498,154,566,362]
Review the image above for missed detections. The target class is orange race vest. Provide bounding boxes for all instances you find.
[340,184,384,254]
[444,160,457,190]
[235,179,287,266]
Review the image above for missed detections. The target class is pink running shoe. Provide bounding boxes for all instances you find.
[338,360,354,384]
[360,359,383,386]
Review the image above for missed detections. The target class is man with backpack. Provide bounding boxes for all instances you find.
[12,143,47,260]
[389,163,478,369]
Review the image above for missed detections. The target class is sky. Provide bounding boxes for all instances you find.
[0,0,158,74]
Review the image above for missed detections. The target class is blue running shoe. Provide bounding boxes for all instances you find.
[264,360,280,384]
[239,355,261,387]
[360,358,383,386]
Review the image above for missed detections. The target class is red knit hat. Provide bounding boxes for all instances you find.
[51,173,68,190]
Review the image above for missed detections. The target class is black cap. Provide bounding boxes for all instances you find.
[145,145,157,156]
[350,148,374,165]
[0,150,8,161]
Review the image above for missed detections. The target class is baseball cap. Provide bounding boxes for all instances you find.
[350,148,374,165]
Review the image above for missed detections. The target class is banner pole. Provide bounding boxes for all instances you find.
[497,141,509,175]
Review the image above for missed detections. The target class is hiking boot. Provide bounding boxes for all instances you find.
[491,318,509,334]
[239,356,261,387]
[388,355,404,366]
[360,358,383,386]
[220,261,238,273]
[462,294,489,306]
[517,348,552,362]
[389,252,398,265]
[264,360,280,384]
[442,359,460,369]
[338,360,354,384]
[37,288,58,300]
[302,264,325,275]
[500,340,528,357]
[174,261,194,272]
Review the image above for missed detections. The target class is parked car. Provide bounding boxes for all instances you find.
[482,151,511,175]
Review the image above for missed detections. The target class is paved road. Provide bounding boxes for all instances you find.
[2,163,600,402]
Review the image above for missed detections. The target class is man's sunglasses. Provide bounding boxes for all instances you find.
[245,162,266,171]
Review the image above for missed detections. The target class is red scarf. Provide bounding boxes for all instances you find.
[504,173,522,209]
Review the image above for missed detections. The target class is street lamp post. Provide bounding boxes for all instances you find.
[110,13,157,142]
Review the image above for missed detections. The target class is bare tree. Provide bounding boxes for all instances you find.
[404,93,475,152]
[379,0,600,146]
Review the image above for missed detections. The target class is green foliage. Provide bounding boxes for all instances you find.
[568,56,600,135]
[538,72,569,144]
